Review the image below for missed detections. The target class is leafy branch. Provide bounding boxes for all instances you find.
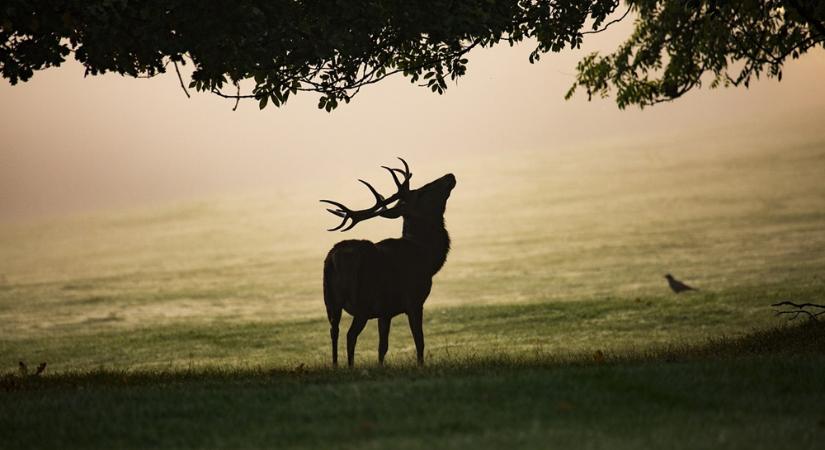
[0,0,623,111]
[567,0,825,109]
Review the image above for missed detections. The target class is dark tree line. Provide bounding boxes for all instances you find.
[1,1,823,110]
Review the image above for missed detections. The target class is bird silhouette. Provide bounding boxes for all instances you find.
[664,274,697,293]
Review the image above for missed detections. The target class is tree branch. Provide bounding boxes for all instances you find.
[772,301,825,321]
[173,60,191,98]
[206,38,484,109]
[581,6,632,35]
[232,81,240,111]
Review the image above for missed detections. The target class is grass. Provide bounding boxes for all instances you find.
[2,323,824,449]
[1,116,825,448]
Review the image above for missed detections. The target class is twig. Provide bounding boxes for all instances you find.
[233,81,240,111]
[211,88,256,100]
[772,301,825,322]
[173,60,191,98]
[582,6,632,35]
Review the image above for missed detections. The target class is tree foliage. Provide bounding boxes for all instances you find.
[0,0,620,110]
[568,0,825,108]
[1,1,823,111]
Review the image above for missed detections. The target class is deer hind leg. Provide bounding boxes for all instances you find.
[327,306,342,367]
[407,307,425,366]
[346,316,368,368]
[378,317,392,365]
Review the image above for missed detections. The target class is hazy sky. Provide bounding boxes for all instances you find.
[1,21,824,221]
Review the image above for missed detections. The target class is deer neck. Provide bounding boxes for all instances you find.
[402,216,451,275]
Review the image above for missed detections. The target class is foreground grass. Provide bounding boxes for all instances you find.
[2,322,824,450]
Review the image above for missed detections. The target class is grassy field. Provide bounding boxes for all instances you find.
[1,115,825,448]
[2,323,824,449]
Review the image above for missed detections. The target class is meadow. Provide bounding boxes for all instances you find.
[1,113,824,448]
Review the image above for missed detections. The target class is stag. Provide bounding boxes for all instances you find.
[321,158,455,367]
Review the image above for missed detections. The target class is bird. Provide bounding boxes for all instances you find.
[35,362,47,376]
[664,273,697,293]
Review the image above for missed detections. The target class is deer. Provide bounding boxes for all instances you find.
[320,158,456,367]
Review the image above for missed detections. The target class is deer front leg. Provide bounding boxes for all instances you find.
[346,316,368,367]
[378,317,392,365]
[407,307,425,366]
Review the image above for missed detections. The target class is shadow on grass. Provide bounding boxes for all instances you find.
[3,320,824,392]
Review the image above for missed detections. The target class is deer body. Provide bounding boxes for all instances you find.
[321,160,455,367]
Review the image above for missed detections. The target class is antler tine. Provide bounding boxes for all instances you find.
[319,199,349,210]
[328,220,349,232]
[319,200,350,231]
[381,157,412,189]
[358,179,386,209]
[340,219,360,232]
[381,165,403,188]
[397,157,411,178]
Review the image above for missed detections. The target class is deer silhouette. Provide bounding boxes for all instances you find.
[321,158,455,367]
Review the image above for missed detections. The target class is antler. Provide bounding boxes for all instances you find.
[382,157,411,191]
[320,157,412,231]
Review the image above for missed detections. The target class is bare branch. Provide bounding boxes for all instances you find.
[173,60,191,98]
[233,81,240,111]
[210,88,256,100]
[772,301,825,321]
[582,6,632,35]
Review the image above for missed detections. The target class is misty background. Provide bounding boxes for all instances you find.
[1,22,824,223]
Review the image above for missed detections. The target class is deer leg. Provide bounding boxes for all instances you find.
[407,308,425,366]
[378,317,392,365]
[328,307,342,367]
[346,316,368,368]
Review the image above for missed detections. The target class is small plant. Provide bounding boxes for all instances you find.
[17,361,47,377]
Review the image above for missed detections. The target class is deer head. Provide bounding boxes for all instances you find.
[321,158,455,232]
